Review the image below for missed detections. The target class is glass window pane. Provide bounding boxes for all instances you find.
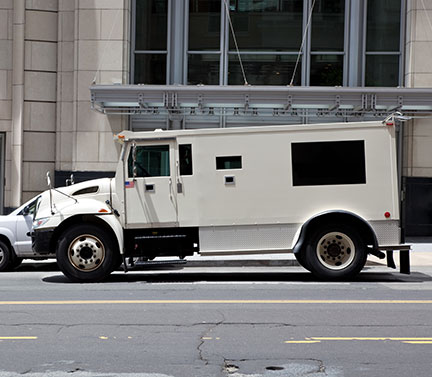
[135,0,167,51]
[134,54,166,84]
[367,0,401,52]
[216,156,242,170]
[310,54,343,86]
[292,141,366,186]
[128,145,170,178]
[188,54,220,85]
[228,54,301,85]
[179,144,193,176]
[311,0,345,51]
[189,0,221,50]
[365,55,399,87]
[229,0,303,51]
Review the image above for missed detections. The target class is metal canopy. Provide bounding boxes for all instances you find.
[90,84,432,119]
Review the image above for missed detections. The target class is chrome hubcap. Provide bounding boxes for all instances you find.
[316,232,355,270]
[68,234,105,272]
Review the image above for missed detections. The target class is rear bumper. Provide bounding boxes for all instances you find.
[378,245,411,274]
[31,229,55,255]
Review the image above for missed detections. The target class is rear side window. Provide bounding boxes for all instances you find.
[291,140,366,186]
[128,145,170,177]
[179,144,193,175]
[216,156,242,170]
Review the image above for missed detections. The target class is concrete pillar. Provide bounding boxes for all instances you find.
[11,0,25,207]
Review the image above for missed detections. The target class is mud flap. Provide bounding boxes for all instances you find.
[400,249,410,274]
[386,250,396,269]
[386,250,410,274]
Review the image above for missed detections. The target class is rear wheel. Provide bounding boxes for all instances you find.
[56,224,118,282]
[305,224,367,280]
[294,250,311,271]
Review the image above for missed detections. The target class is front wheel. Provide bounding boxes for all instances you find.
[56,224,118,282]
[305,224,367,280]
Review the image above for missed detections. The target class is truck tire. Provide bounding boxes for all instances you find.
[56,224,118,282]
[305,224,367,280]
[0,240,12,272]
[294,250,311,272]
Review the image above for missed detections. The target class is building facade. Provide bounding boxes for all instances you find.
[0,0,432,234]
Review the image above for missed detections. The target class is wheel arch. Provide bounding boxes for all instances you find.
[51,214,122,256]
[293,210,378,256]
[0,234,15,257]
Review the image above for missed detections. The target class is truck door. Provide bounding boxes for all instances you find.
[124,141,178,227]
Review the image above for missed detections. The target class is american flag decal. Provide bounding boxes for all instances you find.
[125,181,134,188]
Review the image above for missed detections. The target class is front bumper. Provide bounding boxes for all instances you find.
[32,229,55,255]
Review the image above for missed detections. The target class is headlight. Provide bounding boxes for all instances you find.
[33,217,50,229]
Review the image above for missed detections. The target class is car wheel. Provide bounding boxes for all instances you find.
[0,240,12,272]
[56,224,118,283]
[305,224,367,280]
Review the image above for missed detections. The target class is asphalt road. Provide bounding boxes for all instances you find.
[1,263,432,377]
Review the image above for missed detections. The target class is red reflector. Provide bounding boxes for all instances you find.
[386,121,394,126]
[98,208,109,213]
[384,212,391,218]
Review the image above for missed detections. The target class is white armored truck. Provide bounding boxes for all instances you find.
[32,119,410,282]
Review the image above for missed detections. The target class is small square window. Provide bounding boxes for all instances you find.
[216,156,242,170]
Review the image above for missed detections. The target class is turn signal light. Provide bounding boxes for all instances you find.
[98,208,109,213]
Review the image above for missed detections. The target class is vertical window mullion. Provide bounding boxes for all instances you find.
[166,0,172,84]
[183,0,190,84]
[131,0,137,84]
[342,0,349,86]
[303,0,311,86]
[221,0,228,85]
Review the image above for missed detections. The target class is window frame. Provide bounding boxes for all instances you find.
[131,0,171,85]
[130,0,405,88]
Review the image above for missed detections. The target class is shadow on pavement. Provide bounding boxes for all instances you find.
[42,270,432,284]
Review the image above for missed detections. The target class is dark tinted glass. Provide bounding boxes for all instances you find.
[311,0,345,51]
[367,0,401,52]
[134,54,166,84]
[135,0,168,51]
[216,156,242,170]
[365,55,399,87]
[228,54,300,85]
[188,54,220,84]
[310,54,343,86]
[179,144,193,175]
[229,0,303,51]
[292,140,366,186]
[189,0,221,50]
[128,145,170,177]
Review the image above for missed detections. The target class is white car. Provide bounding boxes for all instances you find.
[0,196,54,271]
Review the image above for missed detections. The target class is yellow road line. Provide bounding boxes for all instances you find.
[285,340,321,344]
[311,337,432,341]
[0,337,38,340]
[0,299,432,305]
[402,341,432,344]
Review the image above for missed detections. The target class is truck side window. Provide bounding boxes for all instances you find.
[128,145,170,177]
[179,144,193,175]
[216,156,242,170]
[291,140,366,186]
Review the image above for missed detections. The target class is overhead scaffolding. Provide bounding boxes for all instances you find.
[90,85,432,127]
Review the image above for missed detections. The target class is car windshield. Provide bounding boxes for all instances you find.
[9,196,41,216]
